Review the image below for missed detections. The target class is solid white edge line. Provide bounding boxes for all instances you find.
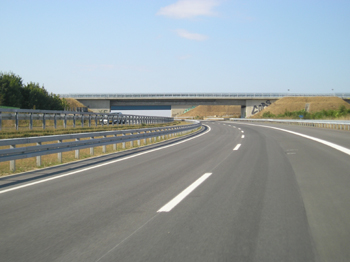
[0,125,212,195]
[233,144,241,151]
[157,173,212,212]
[233,122,350,156]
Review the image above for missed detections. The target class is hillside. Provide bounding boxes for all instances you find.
[251,97,350,118]
[64,98,91,111]
[178,105,241,118]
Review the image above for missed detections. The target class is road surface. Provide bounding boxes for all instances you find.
[1,121,349,262]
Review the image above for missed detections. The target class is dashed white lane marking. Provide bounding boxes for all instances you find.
[234,122,350,156]
[238,128,241,130]
[241,131,244,133]
[157,173,213,212]
[233,144,241,151]
[0,125,212,195]
[242,135,245,138]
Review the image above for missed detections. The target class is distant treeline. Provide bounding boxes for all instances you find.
[0,72,67,110]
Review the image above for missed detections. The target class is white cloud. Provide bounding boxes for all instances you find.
[157,0,220,19]
[176,29,208,41]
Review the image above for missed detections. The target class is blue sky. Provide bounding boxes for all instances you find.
[1,0,349,95]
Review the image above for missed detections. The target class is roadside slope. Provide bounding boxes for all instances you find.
[178,105,241,118]
[251,96,350,118]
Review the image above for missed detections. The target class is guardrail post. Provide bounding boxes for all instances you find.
[15,112,19,130]
[58,140,62,163]
[137,132,140,146]
[36,142,42,166]
[73,114,76,128]
[10,145,16,171]
[42,113,46,129]
[116,115,120,126]
[29,113,33,130]
[113,134,117,150]
[95,115,98,127]
[90,137,94,155]
[89,114,91,127]
[63,113,67,128]
[54,114,57,129]
[81,114,84,128]
[130,133,134,147]
[75,138,80,159]
[102,135,107,153]
[0,111,2,130]
[112,115,114,126]
[122,134,125,149]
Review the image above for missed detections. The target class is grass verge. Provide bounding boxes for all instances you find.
[261,105,350,120]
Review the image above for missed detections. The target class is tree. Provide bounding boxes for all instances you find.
[0,72,65,110]
[0,72,23,108]
[22,82,64,110]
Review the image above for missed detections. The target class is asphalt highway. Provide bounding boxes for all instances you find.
[1,121,349,262]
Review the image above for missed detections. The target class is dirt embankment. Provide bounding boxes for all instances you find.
[178,105,241,118]
[251,96,350,118]
[63,98,91,111]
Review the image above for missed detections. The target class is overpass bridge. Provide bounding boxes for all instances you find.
[61,93,350,118]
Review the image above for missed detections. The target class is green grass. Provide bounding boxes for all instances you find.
[262,105,350,120]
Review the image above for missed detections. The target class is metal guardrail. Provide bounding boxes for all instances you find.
[0,121,202,172]
[229,118,350,131]
[0,108,174,130]
[60,93,350,99]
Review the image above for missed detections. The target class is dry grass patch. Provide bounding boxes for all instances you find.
[179,105,241,118]
[251,97,350,118]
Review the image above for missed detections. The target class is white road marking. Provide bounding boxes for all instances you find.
[233,122,350,156]
[0,126,212,195]
[242,135,245,138]
[241,131,244,133]
[157,173,213,212]
[233,144,241,151]
[238,128,241,130]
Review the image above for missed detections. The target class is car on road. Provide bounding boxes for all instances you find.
[99,113,125,125]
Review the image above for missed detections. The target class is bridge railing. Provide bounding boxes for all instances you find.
[0,121,202,171]
[60,93,350,99]
[0,108,174,131]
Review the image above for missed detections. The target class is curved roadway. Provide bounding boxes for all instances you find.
[0,121,349,262]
